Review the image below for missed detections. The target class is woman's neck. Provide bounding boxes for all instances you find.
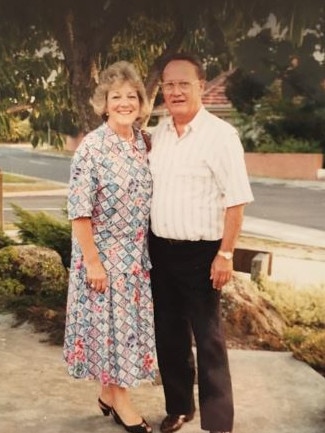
[107,121,134,142]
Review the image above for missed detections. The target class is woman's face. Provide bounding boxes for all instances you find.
[106,81,140,129]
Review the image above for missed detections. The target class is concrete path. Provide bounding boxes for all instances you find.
[0,314,324,433]
[242,216,325,286]
[243,216,325,249]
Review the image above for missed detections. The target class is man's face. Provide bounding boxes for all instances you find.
[161,60,204,122]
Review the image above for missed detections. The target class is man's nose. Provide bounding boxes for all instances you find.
[169,83,183,94]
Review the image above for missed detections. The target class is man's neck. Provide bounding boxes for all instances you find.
[173,109,200,137]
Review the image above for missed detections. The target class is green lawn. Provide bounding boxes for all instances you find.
[1,172,66,193]
[2,173,37,183]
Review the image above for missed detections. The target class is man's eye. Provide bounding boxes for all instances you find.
[179,82,190,89]
[161,82,173,91]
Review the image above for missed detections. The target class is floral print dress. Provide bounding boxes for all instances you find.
[63,123,156,387]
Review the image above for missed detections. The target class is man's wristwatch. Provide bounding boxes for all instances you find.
[217,250,233,260]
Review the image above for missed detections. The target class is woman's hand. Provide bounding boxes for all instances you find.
[86,260,109,293]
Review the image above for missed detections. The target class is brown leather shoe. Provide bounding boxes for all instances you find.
[160,413,195,433]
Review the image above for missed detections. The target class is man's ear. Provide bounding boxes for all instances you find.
[199,79,206,94]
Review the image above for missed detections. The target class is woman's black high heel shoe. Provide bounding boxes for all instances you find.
[111,407,152,433]
[98,397,112,416]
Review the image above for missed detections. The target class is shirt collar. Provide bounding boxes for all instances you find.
[166,105,205,133]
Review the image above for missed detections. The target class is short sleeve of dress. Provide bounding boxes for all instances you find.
[67,138,98,220]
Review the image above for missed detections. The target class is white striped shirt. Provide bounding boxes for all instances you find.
[149,107,254,240]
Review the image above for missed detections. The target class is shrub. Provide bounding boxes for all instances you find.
[258,280,325,328]
[285,327,325,375]
[233,95,324,153]
[293,331,325,375]
[284,326,308,347]
[12,204,71,268]
[0,244,68,344]
[256,137,321,154]
[0,231,16,248]
[0,244,68,297]
[257,279,325,374]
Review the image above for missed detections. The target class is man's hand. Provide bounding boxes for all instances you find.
[210,254,233,290]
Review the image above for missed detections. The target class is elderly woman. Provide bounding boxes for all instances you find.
[63,61,155,433]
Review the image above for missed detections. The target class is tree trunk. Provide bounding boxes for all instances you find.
[144,20,187,126]
[54,9,102,134]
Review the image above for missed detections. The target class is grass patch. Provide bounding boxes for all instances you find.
[2,173,37,183]
[4,182,66,193]
[2,172,66,193]
[259,280,325,327]
[258,279,325,375]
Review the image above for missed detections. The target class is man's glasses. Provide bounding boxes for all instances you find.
[159,80,200,93]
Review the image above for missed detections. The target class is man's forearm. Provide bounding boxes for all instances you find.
[220,204,245,252]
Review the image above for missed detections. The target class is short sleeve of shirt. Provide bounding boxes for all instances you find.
[215,130,254,208]
[67,138,98,220]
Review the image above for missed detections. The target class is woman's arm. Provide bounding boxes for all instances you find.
[72,217,108,293]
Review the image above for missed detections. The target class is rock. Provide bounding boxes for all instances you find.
[222,274,286,350]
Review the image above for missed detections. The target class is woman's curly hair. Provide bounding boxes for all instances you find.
[90,61,149,122]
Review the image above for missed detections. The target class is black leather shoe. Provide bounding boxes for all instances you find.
[112,407,152,433]
[160,413,195,433]
[98,397,112,416]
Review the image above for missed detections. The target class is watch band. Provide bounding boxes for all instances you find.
[217,250,233,260]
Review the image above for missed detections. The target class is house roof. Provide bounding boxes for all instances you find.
[202,71,232,107]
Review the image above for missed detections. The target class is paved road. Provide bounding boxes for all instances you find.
[1,145,325,232]
[0,145,71,183]
[248,179,325,231]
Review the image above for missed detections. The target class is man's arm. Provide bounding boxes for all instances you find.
[210,204,245,290]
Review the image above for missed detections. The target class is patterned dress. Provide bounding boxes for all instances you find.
[63,123,156,387]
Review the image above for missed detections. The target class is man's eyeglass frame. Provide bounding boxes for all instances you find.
[159,80,202,93]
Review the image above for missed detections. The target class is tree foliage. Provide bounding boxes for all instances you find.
[226,7,325,152]
[0,0,324,147]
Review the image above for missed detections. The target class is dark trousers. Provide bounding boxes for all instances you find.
[149,232,234,432]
